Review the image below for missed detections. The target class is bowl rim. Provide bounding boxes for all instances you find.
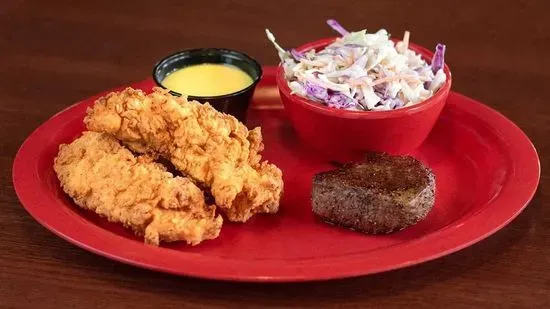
[152,48,263,100]
[276,37,452,119]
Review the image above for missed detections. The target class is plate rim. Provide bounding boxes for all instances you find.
[12,67,540,282]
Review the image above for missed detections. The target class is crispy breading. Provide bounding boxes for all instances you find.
[53,131,222,245]
[84,87,283,222]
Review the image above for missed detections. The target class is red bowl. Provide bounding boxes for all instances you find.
[276,37,452,161]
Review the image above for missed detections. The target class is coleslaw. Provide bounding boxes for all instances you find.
[266,20,447,111]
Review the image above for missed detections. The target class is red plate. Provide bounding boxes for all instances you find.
[13,67,540,282]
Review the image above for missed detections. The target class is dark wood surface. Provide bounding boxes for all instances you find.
[1,0,548,308]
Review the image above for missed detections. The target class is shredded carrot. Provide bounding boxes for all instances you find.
[402,31,410,53]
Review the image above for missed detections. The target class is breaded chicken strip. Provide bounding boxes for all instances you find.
[84,88,283,222]
[53,131,222,245]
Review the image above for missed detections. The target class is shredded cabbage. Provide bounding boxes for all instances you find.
[265,20,447,111]
[431,43,446,73]
[326,19,349,36]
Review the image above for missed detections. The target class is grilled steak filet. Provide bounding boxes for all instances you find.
[312,153,435,234]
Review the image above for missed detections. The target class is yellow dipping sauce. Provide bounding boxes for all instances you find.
[162,63,253,97]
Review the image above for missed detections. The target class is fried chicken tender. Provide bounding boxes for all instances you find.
[84,87,283,222]
[53,131,222,245]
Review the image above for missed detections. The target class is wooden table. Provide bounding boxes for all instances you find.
[1,0,548,308]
